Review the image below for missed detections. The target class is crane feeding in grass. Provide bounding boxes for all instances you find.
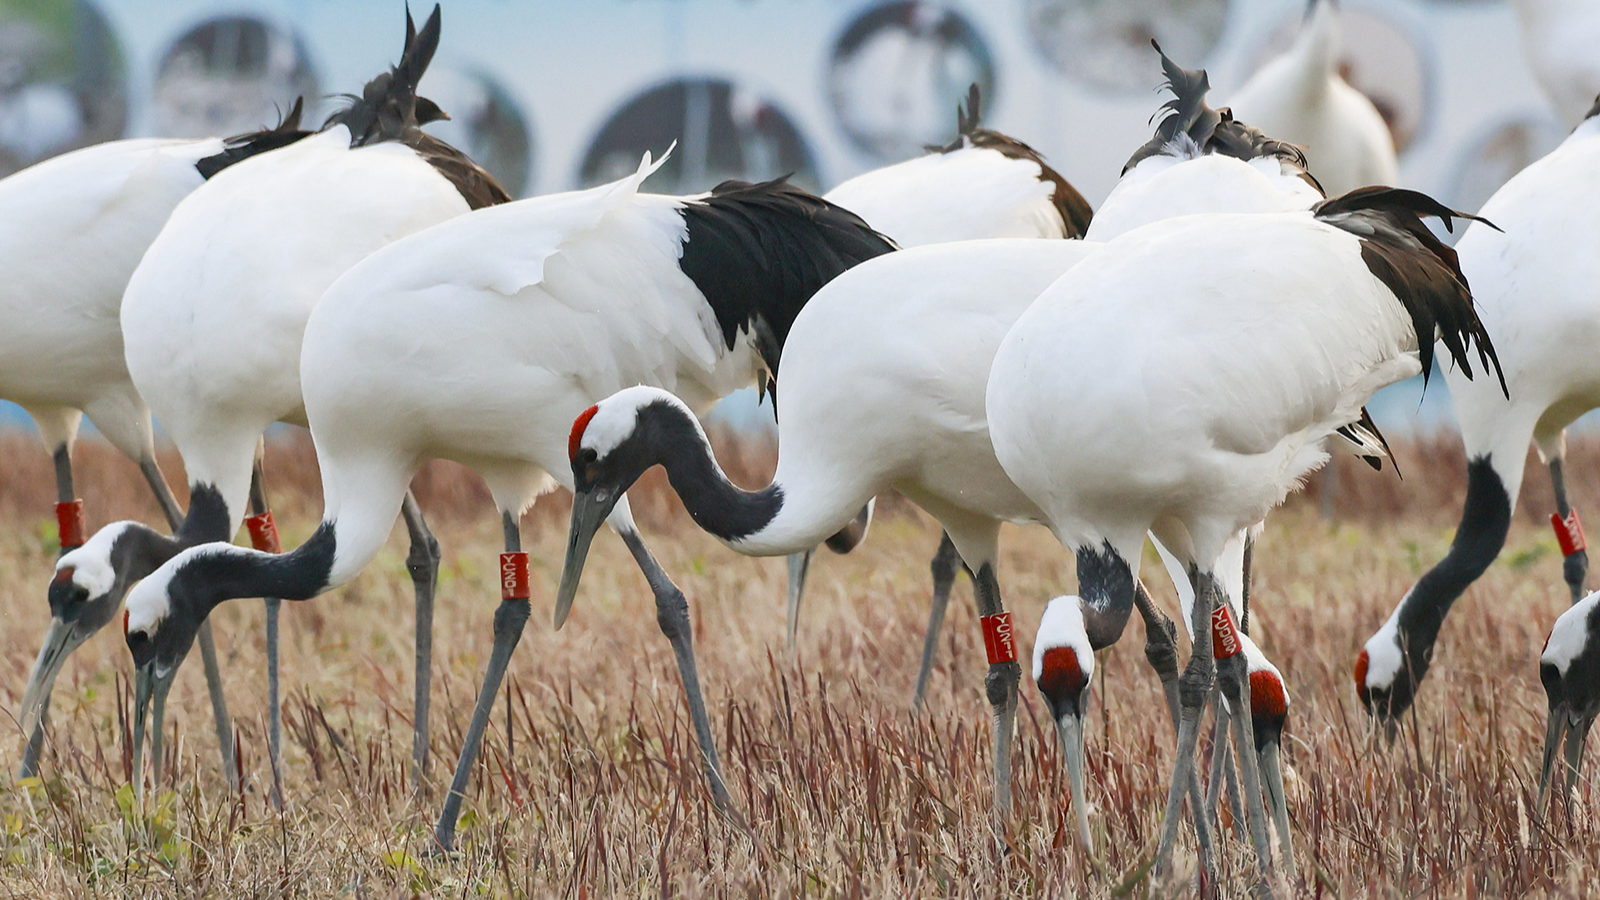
[1225,0,1398,197]
[7,114,317,782]
[784,83,1094,698]
[987,189,1503,891]
[1357,98,1600,727]
[47,5,507,805]
[1538,589,1600,818]
[117,149,894,852]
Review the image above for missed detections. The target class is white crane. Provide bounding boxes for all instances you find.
[50,5,506,806]
[986,190,1502,890]
[1537,589,1600,818]
[786,84,1093,701]
[1225,0,1398,197]
[1357,105,1600,727]
[1511,0,1600,129]
[115,151,895,851]
[7,112,315,782]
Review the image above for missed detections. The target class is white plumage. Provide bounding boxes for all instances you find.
[1512,0,1600,128]
[1226,0,1398,196]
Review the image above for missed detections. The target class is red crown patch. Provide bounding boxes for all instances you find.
[569,405,600,461]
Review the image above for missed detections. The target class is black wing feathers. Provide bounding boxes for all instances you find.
[931,84,1094,237]
[194,97,313,179]
[1314,186,1507,397]
[679,179,897,374]
[401,131,511,209]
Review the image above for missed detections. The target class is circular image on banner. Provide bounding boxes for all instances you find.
[419,67,534,197]
[827,1,994,161]
[1242,6,1432,154]
[0,0,127,177]
[154,16,318,139]
[1024,0,1228,95]
[581,77,817,195]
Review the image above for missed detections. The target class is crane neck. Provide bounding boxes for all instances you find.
[1076,542,1136,649]
[1395,456,1512,659]
[164,522,339,627]
[648,405,788,549]
[1282,0,1340,102]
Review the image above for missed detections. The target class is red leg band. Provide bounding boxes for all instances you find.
[1553,509,1587,556]
[245,511,282,553]
[1211,603,1243,660]
[501,552,530,601]
[980,612,1017,664]
[56,500,85,550]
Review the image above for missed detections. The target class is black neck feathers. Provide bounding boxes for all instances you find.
[1313,187,1507,396]
[1397,456,1512,670]
[933,83,1094,238]
[194,97,313,180]
[639,401,783,542]
[1076,542,1135,649]
[173,522,339,624]
[678,179,896,376]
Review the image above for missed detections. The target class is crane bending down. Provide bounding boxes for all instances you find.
[1357,101,1600,726]
[784,83,1093,700]
[117,151,894,852]
[46,5,507,805]
[987,193,1502,890]
[9,115,315,781]
[1538,589,1600,818]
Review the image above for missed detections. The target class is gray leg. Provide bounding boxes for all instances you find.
[1219,650,1278,891]
[137,458,186,533]
[784,550,812,650]
[972,564,1020,823]
[913,532,964,710]
[1133,582,1215,882]
[51,444,73,508]
[21,447,78,778]
[401,491,441,796]
[435,511,529,853]
[1155,570,1223,880]
[1204,696,1248,844]
[617,528,745,827]
[248,460,285,810]
[1550,456,1589,604]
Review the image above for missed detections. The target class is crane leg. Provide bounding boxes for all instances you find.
[248,459,285,810]
[1219,646,1278,893]
[1205,695,1248,844]
[784,550,811,650]
[912,532,967,710]
[1133,581,1215,884]
[1550,455,1589,604]
[19,444,78,778]
[1155,570,1224,885]
[972,563,1020,824]
[617,527,747,832]
[401,491,441,798]
[435,511,531,853]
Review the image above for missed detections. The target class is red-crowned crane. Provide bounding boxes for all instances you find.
[1356,99,1600,726]
[1538,589,1600,817]
[785,84,1093,703]
[50,5,506,806]
[986,190,1503,890]
[116,150,895,852]
[1225,0,1398,197]
[8,112,315,782]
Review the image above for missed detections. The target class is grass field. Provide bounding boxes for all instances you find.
[0,429,1597,897]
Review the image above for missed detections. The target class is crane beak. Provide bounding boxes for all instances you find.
[1054,711,1092,853]
[130,660,176,797]
[1537,707,1568,820]
[19,617,89,740]
[1257,734,1293,863]
[553,486,618,629]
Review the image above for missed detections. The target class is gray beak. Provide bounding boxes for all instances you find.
[19,618,87,741]
[553,486,620,629]
[1055,712,1092,853]
[131,661,176,797]
[1537,708,1567,820]
[1257,737,1293,866]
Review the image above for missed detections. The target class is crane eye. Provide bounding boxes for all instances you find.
[579,448,598,464]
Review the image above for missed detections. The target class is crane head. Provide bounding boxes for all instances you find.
[1354,620,1426,737]
[1034,596,1096,852]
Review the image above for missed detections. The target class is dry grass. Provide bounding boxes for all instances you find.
[0,429,1597,897]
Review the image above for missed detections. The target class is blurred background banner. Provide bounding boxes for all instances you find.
[0,0,1577,432]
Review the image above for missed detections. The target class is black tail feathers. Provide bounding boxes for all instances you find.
[194,96,313,179]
